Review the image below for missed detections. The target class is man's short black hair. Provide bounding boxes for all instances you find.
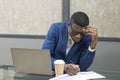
[70,11,89,27]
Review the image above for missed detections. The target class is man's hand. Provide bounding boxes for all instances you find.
[85,26,98,49]
[64,64,80,75]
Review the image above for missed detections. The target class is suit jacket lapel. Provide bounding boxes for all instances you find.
[61,22,68,58]
[65,42,81,63]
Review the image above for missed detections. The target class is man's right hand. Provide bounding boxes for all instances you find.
[64,64,80,75]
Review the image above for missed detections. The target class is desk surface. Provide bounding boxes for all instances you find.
[0,65,120,80]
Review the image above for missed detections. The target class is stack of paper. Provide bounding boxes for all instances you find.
[49,71,106,80]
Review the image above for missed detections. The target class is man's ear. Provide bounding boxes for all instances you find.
[68,21,71,25]
[68,21,72,29]
[68,25,71,30]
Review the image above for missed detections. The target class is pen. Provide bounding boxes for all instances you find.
[70,60,74,64]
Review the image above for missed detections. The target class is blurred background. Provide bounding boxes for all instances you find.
[0,0,120,72]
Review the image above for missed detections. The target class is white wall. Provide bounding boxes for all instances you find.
[0,38,44,65]
[0,0,62,35]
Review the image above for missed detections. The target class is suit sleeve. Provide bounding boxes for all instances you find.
[80,48,95,71]
[79,36,96,71]
[42,24,57,70]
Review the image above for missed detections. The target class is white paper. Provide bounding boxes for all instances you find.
[49,71,106,80]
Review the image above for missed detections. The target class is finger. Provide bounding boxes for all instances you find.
[67,66,76,75]
[70,64,80,74]
[86,26,96,30]
[85,28,97,33]
[67,64,78,75]
[86,32,97,37]
[67,69,76,75]
[74,65,80,73]
[66,64,75,73]
[85,29,97,36]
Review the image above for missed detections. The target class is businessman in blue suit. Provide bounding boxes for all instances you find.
[42,11,98,75]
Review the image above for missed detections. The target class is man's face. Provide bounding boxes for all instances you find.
[68,24,86,42]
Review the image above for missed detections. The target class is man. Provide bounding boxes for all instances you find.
[42,11,98,75]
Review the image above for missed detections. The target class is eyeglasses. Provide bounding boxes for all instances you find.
[70,25,86,36]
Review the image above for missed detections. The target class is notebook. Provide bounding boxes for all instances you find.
[11,48,53,75]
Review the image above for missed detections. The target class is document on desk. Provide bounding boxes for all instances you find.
[49,71,106,80]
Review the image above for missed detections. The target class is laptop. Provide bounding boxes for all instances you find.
[11,48,53,75]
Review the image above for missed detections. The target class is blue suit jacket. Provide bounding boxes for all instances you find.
[42,21,96,71]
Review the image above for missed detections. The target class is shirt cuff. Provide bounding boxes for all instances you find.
[88,46,96,52]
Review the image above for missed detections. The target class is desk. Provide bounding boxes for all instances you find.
[0,65,120,80]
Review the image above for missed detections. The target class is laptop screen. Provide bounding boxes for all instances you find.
[11,48,53,75]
